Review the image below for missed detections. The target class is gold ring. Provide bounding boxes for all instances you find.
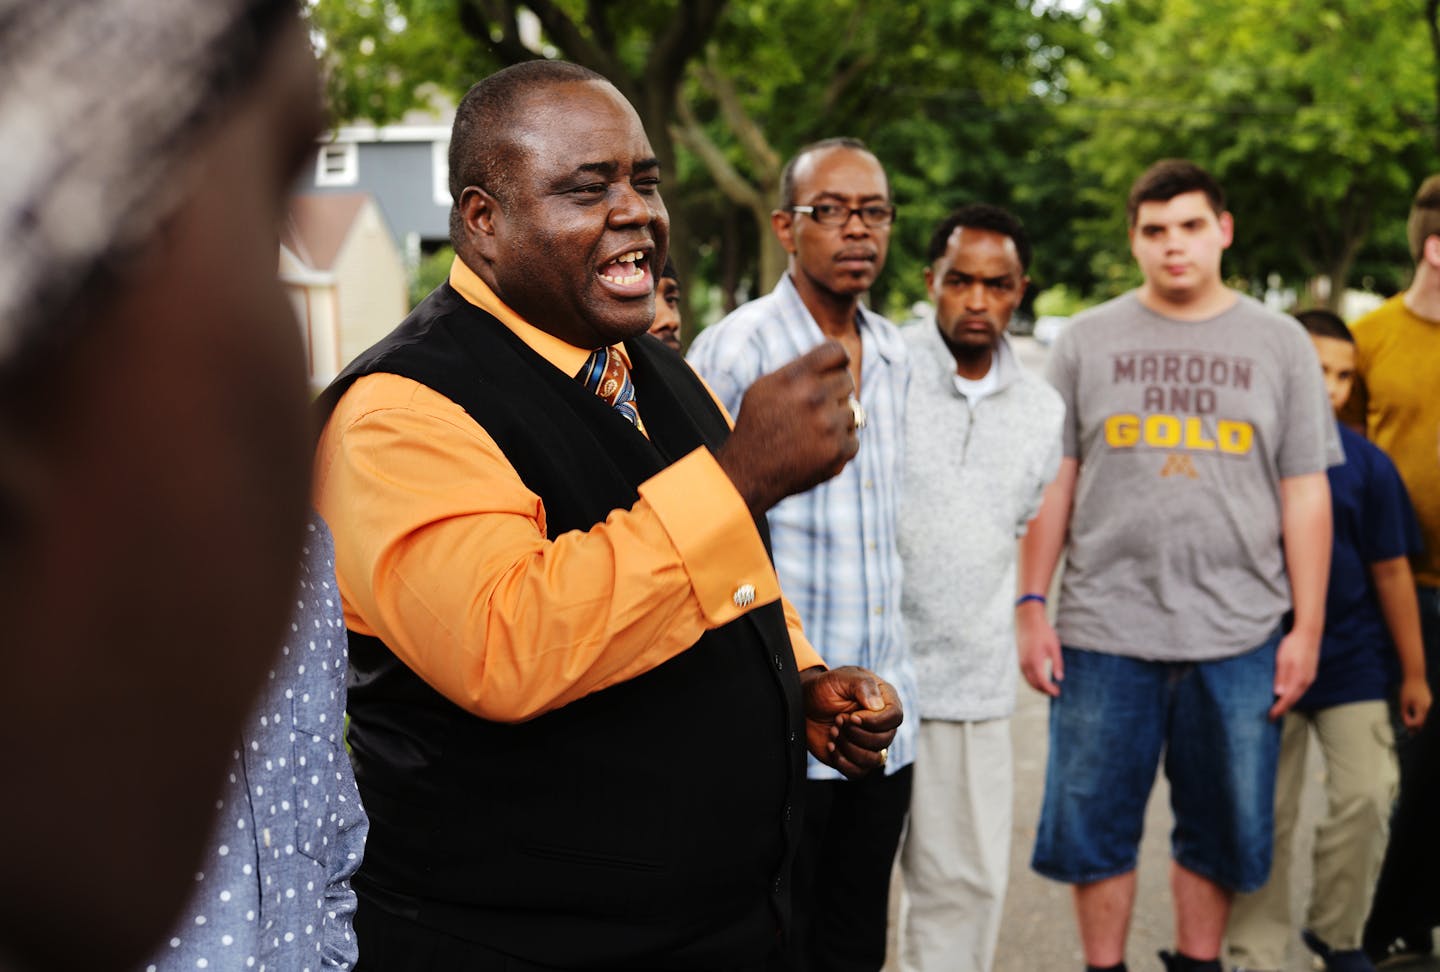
[878,747,889,766]
[848,395,868,431]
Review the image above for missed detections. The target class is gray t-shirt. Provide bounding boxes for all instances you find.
[1048,291,1340,660]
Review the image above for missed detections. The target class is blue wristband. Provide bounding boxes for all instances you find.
[1015,593,1047,608]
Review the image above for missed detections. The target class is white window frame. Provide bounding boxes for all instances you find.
[315,142,358,187]
[432,140,451,207]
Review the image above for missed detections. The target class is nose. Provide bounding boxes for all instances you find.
[964,281,988,309]
[840,209,870,237]
[608,182,655,227]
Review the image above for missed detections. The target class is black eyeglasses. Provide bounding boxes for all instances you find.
[788,203,896,228]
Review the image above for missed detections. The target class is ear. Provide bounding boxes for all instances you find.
[772,209,798,256]
[1217,210,1235,249]
[923,265,936,299]
[1017,274,1031,303]
[458,186,502,258]
[1423,233,1440,268]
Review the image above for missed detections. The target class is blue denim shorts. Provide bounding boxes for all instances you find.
[1030,632,1283,892]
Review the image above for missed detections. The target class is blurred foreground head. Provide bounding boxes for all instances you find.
[0,1,320,967]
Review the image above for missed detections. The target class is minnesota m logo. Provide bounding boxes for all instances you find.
[1160,454,1199,478]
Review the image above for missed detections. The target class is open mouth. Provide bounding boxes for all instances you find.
[598,249,652,295]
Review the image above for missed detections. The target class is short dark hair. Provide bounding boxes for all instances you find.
[447,60,607,246]
[1293,308,1353,344]
[660,257,678,281]
[925,203,1031,271]
[1407,173,1440,263]
[777,137,883,209]
[1126,159,1226,226]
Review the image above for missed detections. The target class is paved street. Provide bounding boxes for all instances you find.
[887,609,1440,972]
[881,336,1439,972]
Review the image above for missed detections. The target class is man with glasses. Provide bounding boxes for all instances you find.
[688,136,916,972]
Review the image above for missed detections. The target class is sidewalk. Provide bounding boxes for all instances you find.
[884,679,1440,972]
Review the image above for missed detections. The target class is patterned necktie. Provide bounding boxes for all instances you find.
[576,346,639,426]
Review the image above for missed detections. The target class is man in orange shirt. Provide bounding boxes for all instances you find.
[315,59,902,970]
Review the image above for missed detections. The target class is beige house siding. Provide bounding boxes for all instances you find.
[281,194,405,393]
[332,202,406,372]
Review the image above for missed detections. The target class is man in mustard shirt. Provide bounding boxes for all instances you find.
[314,60,902,971]
[1343,174,1440,964]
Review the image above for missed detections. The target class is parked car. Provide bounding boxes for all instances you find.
[1033,315,1071,346]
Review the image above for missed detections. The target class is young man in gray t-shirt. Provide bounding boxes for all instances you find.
[1017,159,1337,972]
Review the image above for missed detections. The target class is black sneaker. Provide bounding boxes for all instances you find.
[1302,929,1377,972]
[1157,951,1221,972]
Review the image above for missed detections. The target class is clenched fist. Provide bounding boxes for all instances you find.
[715,340,859,517]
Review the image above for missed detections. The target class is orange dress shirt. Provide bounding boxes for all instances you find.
[315,258,822,723]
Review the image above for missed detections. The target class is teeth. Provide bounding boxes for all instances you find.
[600,266,645,285]
[600,250,646,285]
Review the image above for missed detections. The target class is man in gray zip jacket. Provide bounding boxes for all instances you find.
[896,204,1063,972]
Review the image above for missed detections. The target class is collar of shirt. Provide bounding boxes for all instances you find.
[774,273,907,370]
[914,317,1020,401]
[447,256,634,378]
[952,365,999,403]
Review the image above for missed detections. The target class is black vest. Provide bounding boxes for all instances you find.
[318,284,806,969]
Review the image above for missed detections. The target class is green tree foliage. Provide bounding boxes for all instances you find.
[309,0,726,339]
[675,0,1096,320]
[410,244,458,308]
[1061,0,1436,306]
[307,0,1436,322]
[306,0,1095,331]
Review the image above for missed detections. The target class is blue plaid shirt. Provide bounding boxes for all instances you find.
[688,275,916,780]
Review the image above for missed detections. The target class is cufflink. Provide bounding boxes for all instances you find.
[733,583,756,608]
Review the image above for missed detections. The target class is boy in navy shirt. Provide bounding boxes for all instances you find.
[1227,309,1432,972]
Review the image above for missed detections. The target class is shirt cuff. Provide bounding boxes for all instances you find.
[639,447,782,626]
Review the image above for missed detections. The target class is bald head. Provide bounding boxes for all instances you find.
[777,136,884,209]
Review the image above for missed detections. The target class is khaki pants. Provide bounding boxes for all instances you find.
[899,718,1012,972]
[1227,701,1399,969]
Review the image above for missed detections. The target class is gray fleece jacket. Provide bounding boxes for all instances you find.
[897,321,1065,721]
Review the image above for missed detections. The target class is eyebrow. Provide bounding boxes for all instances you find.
[945,270,1016,283]
[809,191,889,204]
[569,157,661,178]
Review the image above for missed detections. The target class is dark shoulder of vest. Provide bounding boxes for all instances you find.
[313,281,465,434]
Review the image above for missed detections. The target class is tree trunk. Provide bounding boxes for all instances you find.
[1430,0,1440,158]
[755,203,787,295]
